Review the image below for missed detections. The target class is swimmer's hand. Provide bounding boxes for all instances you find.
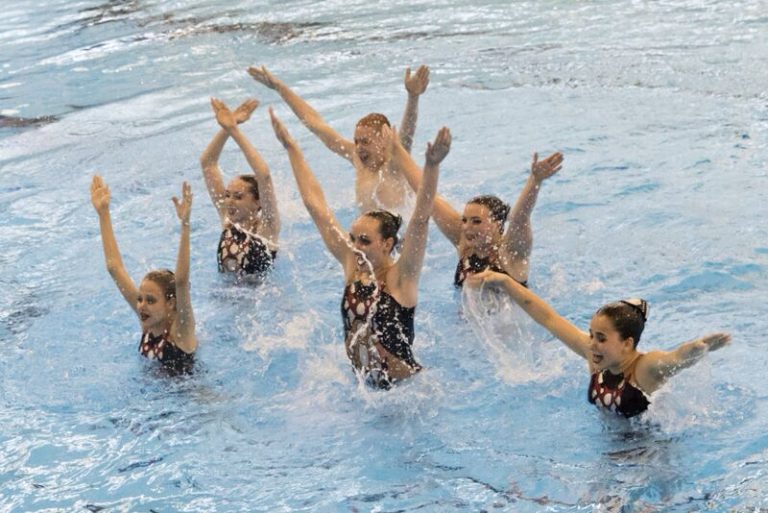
[700,332,731,353]
[426,127,451,166]
[248,65,279,89]
[233,99,259,124]
[90,175,111,214]
[269,108,295,149]
[531,151,564,182]
[405,65,430,96]
[465,269,510,288]
[211,98,237,131]
[172,181,193,225]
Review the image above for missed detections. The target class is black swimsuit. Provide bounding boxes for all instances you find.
[139,330,194,372]
[217,224,276,276]
[454,254,528,288]
[588,369,650,418]
[341,280,421,384]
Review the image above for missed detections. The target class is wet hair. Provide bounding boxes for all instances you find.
[356,113,391,133]
[238,175,260,201]
[143,269,176,303]
[467,195,511,232]
[595,298,649,348]
[364,210,402,252]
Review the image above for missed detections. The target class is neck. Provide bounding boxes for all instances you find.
[233,217,260,234]
[611,351,641,376]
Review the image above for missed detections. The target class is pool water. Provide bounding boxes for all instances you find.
[1,1,767,511]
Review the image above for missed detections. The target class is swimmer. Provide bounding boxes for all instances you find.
[91,176,197,371]
[200,98,280,278]
[270,107,448,388]
[469,270,731,418]
[248,64,430,213]
[390,142,563,288]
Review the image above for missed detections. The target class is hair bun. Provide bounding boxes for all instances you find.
[620,298,649,321]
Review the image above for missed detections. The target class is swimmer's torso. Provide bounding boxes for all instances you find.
[217,224,276,276]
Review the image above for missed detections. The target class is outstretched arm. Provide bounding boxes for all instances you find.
[388,125,463,247]
[249,65,356,161]
[393,127,447,303]
[200,98,259,223]
[170,182,197,353]
[398,65,430,153]
[501,151,563,279]
[90,175,139,314]
[269,108,353,265]
[467,269,590,359]
[212,98,280,244]
[637,333,731,392]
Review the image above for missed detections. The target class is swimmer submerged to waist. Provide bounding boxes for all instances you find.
[91,177,198,371]
[270,108,449,389]
[467,269,731,418]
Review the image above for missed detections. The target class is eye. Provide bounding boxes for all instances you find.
[349,233,356,242]
[461,217,468,224]
[358,236,371,246]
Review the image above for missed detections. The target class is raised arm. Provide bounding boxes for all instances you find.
[468,269,590,359]
[200,98,259,223]
[212,98,280,244]
[636,333,731,393]
[392,127,447,302]
[388,126,463,246]
[398,65,430,153]
[269,108,353,265]
[90,175,139,313]
[249,65,356,161]
[501,151,563,273]
[170,182,197,353]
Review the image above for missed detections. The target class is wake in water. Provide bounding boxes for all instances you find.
[461,285,569,385]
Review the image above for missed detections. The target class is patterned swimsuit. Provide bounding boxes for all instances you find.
[341,280,421,386]
[588,369,650,418]
[139,330,194,372]
[217,224,276,276]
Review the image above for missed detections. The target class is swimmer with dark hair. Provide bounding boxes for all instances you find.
[91,176,197,371]
[270,107,448,388]
[200,98,280,278]
[248,64,430,213]
[468,270,731,418]
[390,141,563,288]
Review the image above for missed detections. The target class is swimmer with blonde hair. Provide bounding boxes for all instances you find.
[469,269,731,417]
[248,64,430,212]
[91,177,197,371]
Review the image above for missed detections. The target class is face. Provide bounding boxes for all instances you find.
[137,279,174,332]
[224,177,260,223]
[461,203,502,251]
[588,314,634,372]
[353,124,387,171]
[349,216,392,267]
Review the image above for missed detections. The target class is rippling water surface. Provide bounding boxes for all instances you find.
[1,1,767,512]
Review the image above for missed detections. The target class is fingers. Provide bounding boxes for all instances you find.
[532,152,539,166]
[404,67,411,82]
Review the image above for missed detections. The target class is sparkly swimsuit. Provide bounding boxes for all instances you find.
[588,369,650,418]
[341,280,421,383]
[217,224,276,276]
[139,330,194,372]
[454,253,528,288]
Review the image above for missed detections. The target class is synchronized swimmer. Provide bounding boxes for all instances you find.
[91,64,731,418]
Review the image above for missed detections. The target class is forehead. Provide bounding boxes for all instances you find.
[590,314,617,334]
[354,124,383,140]
[226,177,250,193]
[139,279,164,297]
[463,203,492,220]
[350,216,380,235]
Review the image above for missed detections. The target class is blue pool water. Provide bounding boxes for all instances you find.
[1,1,767,511]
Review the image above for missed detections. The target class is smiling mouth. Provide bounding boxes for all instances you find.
[591,353,603,364]
[140,313,150,322]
